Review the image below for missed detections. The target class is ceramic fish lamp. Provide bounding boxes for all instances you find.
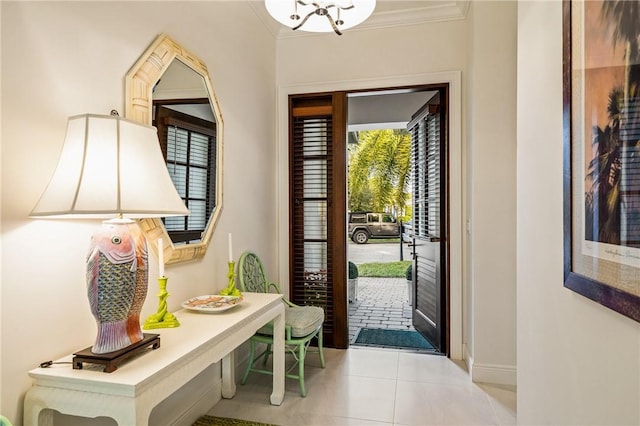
[31,112,188,354]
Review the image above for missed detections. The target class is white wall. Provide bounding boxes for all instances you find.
[0,2,276,424]
[517,1,640,424]
[276,2,517,385]
[466,1,517,385]
[276,20,468,85]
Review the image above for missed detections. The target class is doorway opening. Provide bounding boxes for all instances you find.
[345,88,445,353]
[280,71,462,358]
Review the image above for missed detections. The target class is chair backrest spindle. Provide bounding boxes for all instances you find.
[237,251,269,293]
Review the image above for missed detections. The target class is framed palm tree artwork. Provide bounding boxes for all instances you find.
[563,0,640,323]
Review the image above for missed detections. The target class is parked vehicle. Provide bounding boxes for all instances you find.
[348,212,401,244]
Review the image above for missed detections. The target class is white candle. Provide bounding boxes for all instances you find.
[228,233,233,262]
[158,238,165,277]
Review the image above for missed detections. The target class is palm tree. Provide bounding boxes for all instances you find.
[601,0,640,114]
[586,87,623,245]
[348,129,411,217]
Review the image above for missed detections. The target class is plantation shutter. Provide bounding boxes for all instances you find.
[407,99,445,349]
[290,93,348,348]
[411,105,441,241]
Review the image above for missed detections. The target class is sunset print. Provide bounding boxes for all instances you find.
[583,0,640,249]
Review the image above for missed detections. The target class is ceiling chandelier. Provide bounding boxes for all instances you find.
[265,0,376,35]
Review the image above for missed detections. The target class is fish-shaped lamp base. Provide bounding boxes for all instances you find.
[86,219,148,354]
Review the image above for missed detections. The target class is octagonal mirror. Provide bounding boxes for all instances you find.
[125,34,223,264]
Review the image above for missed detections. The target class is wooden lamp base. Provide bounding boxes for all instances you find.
[72,333,160,373]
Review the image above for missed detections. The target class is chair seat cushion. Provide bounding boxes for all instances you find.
[257,306,324,338]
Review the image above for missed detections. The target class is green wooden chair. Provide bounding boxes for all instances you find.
[236,251,325,397]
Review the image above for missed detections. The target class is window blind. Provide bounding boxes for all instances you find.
[155,106,216,244]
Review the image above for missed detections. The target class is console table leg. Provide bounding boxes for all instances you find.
[221,351,236,398]
[270,305,285,405]
[40,410,54,426]
[24,408,53,426]
[24,389,53,426]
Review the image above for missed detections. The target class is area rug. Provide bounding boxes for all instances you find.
[192,415,278,426]
[352,328,436,350]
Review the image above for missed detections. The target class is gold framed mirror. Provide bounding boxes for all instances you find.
[125,34,223,264]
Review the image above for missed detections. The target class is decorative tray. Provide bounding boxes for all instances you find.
[181,295,243,313]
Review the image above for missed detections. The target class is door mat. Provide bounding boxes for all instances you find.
[352,328,436,351]
[192,415,278,426]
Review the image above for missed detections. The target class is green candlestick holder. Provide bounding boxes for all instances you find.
[220,261,241,297]
[143,277,180,329]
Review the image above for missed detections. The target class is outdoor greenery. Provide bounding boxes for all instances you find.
[348,129,411,220]
[364,238,401,244]
[348,261,359,279]
[358,261,411,278]
[405,264,413,281]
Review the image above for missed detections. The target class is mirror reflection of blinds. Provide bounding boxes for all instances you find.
[409,107,440,239]
[164,121,215,244]
[291,108,334,342]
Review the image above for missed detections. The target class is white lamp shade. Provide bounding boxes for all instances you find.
[265,0,376,33]
[30,114,189,219]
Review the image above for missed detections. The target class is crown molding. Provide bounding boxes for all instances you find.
[248,1,284,38]
[248,1,470,39]
[364,1,470,29]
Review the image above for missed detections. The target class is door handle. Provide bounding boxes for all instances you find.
[411,236,440,245]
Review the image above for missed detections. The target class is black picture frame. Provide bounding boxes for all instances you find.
[563,0,640,323]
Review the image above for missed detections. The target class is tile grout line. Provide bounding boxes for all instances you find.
[483,389,502,426]
[392,349,401,425]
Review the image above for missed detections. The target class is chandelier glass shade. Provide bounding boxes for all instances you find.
[265,0,376,35]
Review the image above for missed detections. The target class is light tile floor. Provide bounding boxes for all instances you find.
[207,277,516,425]
[206,347,517,425]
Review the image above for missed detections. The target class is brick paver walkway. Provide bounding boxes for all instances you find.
[348,277,414,342]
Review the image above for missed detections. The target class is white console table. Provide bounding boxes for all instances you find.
[24,292,285,426]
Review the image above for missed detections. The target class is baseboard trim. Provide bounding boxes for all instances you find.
[471,362,517,387]
[463,343,473,373]
[462,344,516,387]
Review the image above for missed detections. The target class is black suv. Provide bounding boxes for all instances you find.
[348,212,401,244]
